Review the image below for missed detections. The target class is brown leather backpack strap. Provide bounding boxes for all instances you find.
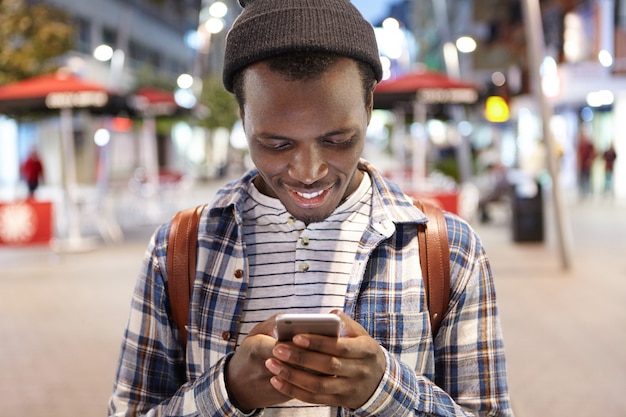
[414,199,451,336]
[166,205,205,347]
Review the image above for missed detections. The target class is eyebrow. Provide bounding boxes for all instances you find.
[256,127,357,141]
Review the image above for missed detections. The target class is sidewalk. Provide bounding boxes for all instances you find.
[1,183,625,416]
[473,198,626,416]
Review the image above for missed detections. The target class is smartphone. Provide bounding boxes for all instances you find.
[275,313,341,342]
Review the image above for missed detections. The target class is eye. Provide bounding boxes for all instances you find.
[257,137,292,151]
[323,135,357,147]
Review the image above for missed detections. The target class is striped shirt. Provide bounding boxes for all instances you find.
[108,159,514,417]
[239,173,372,335]
[239,174,372,416]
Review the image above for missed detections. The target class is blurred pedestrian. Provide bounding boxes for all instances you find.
[478,162,511,223]
[108,1,513,416]
[20,147,44,199]
[603,143,617,197]
[577,131,596,199]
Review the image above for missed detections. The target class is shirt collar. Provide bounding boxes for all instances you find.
[209,159,427,227]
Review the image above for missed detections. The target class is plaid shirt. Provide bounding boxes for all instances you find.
[108,160,513,417]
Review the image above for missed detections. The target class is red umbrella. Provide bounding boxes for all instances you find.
[133,87,176,105]
[0,70,127,116]
[129,87,179,116]
[374,70,479,109]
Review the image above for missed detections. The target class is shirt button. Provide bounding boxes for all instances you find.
[287,216,295,225]
[301,236,310,246]
[234,269,244,279]
[299,262,309,272]
[221,331,231,341]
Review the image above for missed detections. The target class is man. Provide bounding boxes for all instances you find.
[577,131,596,199]
[108,1,513,416]
[21,147,44,199]
[603,143,617,197]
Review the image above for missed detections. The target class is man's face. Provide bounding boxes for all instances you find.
[241,58,372,224]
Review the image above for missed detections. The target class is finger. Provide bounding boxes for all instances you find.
[292,332,371,361]
[272,344,342,376]
[270,375,343,407]
[267,366,366,410]
[277,339,370,382]
[265,360,344,407]
[287,333,386,391]
[267,341,385,409]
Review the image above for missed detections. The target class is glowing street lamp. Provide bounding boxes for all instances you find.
[204,17,224,34]
[456,36,477,54]
[208,1,227,18]
[177,73,194,90]
[93,44,114,61]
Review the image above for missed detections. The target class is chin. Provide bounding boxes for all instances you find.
[294,214,327,225]
[289,208,336,225]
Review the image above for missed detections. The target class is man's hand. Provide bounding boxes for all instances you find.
[225,315,291,411]
[264,310,386,409]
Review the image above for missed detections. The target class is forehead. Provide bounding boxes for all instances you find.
[241,58,368,137]
[242,58,364,107]
[244,57,361,90]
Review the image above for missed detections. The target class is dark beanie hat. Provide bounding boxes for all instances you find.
[223,0,382,92]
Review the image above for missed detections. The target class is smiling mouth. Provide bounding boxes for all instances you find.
[289,186,331,208]
[295,190,324,199]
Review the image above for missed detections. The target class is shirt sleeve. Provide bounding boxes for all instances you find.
[106,225,252,417]
[353,215,514,417]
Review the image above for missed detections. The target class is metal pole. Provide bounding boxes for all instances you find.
[141,115,162,221]
[59,108,81,243]
[432,0,472,184]
[412,101,427,186]
[521,0,573,270]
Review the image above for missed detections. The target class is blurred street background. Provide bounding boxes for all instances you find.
[1,0,626,416]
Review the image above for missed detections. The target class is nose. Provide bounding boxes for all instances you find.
[288,144,328,185]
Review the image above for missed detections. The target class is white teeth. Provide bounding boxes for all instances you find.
[296,190,324,199]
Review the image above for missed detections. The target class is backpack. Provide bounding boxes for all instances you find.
[167,199,450,348]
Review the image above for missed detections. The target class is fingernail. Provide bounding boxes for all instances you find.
[270,376,283,390]
[265,358,282,374]
[273,345,290,360]
[293,335,309,347]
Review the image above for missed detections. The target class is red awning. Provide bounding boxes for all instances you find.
[0,70,126,116]
[0,71,107,100]
[134,87,177,105]
[129,87,179,116]
[374,70,479,109]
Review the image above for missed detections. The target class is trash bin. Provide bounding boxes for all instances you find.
[511,180,544,242]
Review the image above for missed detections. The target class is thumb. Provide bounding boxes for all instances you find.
[248,314,280,338]
[329,310,369,337]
